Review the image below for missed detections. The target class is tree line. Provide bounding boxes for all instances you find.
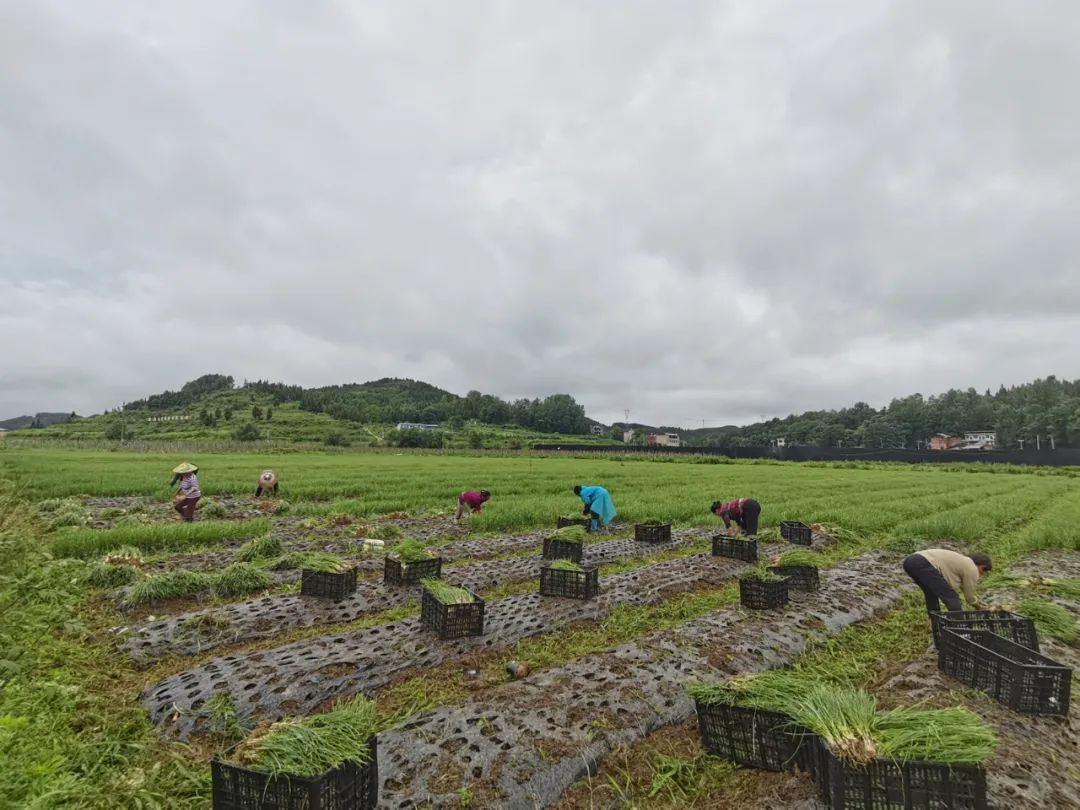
[692,377,1080,449]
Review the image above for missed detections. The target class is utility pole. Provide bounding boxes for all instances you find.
[1018,439,1025,451]
[623,409,630,425]
[1050,435,1056,450]
[1036,435,1041,451]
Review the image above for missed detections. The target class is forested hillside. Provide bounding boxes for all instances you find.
[682,377,1080,449]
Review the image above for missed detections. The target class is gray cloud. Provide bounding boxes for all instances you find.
[2,1,1079,427]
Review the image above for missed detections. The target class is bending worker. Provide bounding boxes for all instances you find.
[574,485,616,532]
[903,548,992,615]
[711,497,761,537]
[455,489,491,522]
[170,462,201,522]
[255,469,279,498]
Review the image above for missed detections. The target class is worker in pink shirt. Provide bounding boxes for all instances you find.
[455,489,491,522]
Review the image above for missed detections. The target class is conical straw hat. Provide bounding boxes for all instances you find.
[172,462,198,474]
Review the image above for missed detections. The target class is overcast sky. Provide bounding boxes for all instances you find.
[2,1,1079,427]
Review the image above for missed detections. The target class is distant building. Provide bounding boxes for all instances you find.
[145,415,192,422]
[775,437,787,448]
[623,429,635,443]
[590,425,606,435]
[396,422,440,431]
[647,432,680,448]
[959,430,996,450]
[929,433,963,451]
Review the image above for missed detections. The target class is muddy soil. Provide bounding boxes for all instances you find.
[372,552,910,808]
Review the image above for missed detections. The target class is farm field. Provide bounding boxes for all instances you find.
[2,448,1080,809]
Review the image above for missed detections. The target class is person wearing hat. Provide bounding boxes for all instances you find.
[170,462,201,522]
[574,485,617,532]
[711,498,761,537]
[455,489,491,522]
[255,469,279,498]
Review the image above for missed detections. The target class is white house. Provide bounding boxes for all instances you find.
[959,430,996,450]
[623,429,635,443]
[590,425,606,435]
[396,422,440,431]
[647,432,680,448]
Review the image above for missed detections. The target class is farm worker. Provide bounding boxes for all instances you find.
[574,485,616,532]
[711,498,761,537]
[254,469,279,497]
[170,462,201,522]
[903,549,992,615]
[455,489,491,522]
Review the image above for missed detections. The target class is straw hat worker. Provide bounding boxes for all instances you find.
[255,469,279,498]
[170,462,201,522]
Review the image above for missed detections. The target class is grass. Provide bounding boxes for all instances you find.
[231,694,378,777]
[549,525,588,543]
[267,551,347,572]
[51,518,271,558]
[772,548,823,568]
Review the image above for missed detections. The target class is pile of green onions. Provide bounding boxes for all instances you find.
[232,695,377,777]
[550,525,588,544]
[421,578,474,605]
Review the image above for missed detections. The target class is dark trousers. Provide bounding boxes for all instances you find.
[738,500,761,536]
[174,496,199,522]
[903,554,962,614]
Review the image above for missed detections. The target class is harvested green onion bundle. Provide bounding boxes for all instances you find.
[233,695,378,777]
[236,535,283,562]
[772,549,823,568]
[548,559,585,572]
[741,568,786,582]
[391,538,432,563]
[686,671,996,766]
[550,525,588,543]
[268,551,348,573]
[421,578,474,605]
[875,707,997,764]
[1017,597,1078,642]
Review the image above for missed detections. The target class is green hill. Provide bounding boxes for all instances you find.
[23,375,617,450]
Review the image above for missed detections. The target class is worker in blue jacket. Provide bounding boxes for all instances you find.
[574,485,617,532]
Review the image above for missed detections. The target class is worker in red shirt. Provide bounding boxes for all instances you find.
[455,489,491,522]
[711,497,761,537]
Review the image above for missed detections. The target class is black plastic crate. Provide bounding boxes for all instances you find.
[539,564,599,599]
[383,555,442,586]
[420,587,485,639]
[542,537,584,563]
[739,575,789,610]
[300,567,357,600]
[938,628,1071,716]
[809,737,988,810]
[712,535,758,562]
[694,700,811,772]
[930,610,1038,652]
[767,564,820,592]
[634,522,672,543]
[212,735,379,809]
[556,516,592,532]
[780,520,812,546]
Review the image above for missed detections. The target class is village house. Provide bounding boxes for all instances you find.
[646,432,680,448]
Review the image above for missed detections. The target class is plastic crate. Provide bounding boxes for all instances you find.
[634,522,672,543]
[780,520,812,546]
[420,587,485,639]
[383,555,442,586]
[808,737,988,810]
[542,537,584,563]
[539,564,599,599]
[694,701,812,772]
[556,516,592,532]
[739,575,789,610]
[712,535,758,562]
[300,568,357,601]
[930,610,1038,652]
[766,564,820,592]
[212,736,378,809]
[938,628,1071,716]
